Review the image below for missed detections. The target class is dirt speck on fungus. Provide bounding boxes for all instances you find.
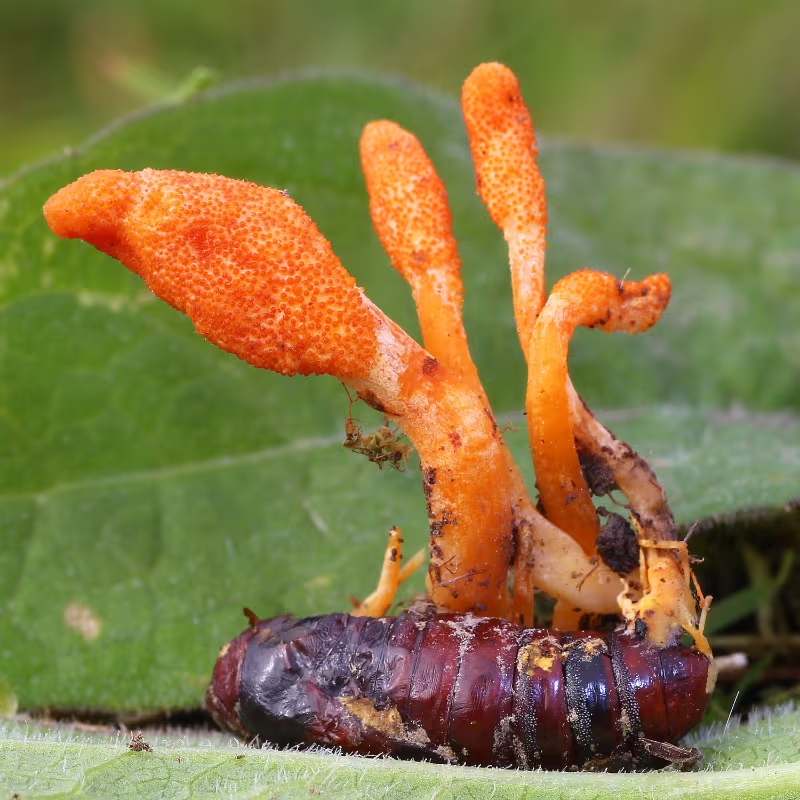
[596,511,639,576]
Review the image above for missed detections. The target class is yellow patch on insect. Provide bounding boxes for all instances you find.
[340,696,430,746]
[518,636,560,674]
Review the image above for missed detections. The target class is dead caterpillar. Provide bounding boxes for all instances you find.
[207,611,713,770]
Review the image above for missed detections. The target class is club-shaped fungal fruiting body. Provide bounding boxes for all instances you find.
[44,62,715,770]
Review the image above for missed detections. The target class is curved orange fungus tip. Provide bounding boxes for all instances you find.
[525,270,672,554]
[544,270,672,336]
[44,61,710,658]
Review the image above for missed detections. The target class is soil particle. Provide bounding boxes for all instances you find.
[596,511,639,576]
[577,448,619,496]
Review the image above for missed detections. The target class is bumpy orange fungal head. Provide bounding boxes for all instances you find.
[360,120,462,299]
[462,62,546,233]
[45,169,380,379]
[43,170,137,256]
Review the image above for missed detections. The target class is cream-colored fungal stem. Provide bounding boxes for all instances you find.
[516,509,622,615]
[527,270,671,554]
[44,169,514,618]
[462,62,547,351]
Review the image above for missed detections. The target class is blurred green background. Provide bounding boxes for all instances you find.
[2,0,799,178]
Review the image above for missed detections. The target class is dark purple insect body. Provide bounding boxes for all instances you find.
[207,611,714,770]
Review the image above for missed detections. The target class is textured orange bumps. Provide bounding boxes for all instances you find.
[462,63,546,236]
[360,120,487,402]
[463,62,548,343]
[45,169,380,380]
[360,121,463,303]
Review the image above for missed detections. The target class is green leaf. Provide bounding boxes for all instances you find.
[704,550,794,636]
[0,71,799,794]
[3,713,800,800]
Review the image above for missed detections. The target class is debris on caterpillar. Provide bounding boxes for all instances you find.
[43,61,714,769]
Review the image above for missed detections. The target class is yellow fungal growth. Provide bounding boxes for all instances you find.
[44,62,711,658]
[351,527,425,618]
[620,538,713,657]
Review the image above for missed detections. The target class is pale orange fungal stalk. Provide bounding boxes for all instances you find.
[527,270,671,553]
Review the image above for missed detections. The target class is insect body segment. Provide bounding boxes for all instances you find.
[207,612,712,770]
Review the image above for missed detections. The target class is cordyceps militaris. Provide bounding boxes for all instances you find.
[44,62,715,771]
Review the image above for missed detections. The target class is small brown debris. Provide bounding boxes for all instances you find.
[578,448,619,496]
[343,415,413,471]
[421,356,439,375]
[639,736,702,767]
[596,511,639,576]
[128,731,153,752]
[243,607,260,627]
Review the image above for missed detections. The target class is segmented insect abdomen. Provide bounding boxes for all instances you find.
[207,612,713,769]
